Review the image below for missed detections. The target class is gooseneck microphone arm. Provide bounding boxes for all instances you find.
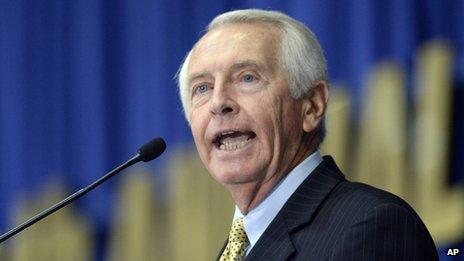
[0,138,166,244]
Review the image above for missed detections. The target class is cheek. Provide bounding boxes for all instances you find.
[282,105,304,143]
[190,125,202,146]
[252,111,278,154]
[268,99,302,146]
[249,95,282,142]
[190,114,206,146]
[190,119,211,164]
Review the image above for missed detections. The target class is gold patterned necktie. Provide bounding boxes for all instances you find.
[220,217,249,261]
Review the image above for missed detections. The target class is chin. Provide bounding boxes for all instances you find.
[211,166,258,185]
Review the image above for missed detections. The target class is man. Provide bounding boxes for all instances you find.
[177,9,438,261]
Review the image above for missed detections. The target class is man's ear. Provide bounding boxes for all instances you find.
[302,81,329,132]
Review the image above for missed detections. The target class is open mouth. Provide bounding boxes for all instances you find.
[212,130,257,151]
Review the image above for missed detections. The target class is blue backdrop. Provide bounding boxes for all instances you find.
[1,0,463,258]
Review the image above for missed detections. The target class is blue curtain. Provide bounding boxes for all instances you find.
[1,0,463,258]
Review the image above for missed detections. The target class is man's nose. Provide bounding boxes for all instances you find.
[209,84,239,116]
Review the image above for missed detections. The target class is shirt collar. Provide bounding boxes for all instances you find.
[232,150,323,249]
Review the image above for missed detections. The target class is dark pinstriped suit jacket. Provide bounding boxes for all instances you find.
[217,156,438,261]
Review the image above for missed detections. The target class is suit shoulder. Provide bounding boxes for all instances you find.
[326,181,439,260]
[330,180,419,217]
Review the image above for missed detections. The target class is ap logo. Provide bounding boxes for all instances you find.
[446,248,460,256]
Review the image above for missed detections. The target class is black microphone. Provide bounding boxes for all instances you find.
[0,137,166,243]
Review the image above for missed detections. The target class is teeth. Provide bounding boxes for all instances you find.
[219,140,250,151]
[221,131,235,135]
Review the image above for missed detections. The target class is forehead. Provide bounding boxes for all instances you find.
[188,23,282,75]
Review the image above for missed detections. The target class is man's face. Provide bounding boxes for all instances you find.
[187,23,306,187]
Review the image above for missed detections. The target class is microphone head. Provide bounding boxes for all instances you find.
[137,138,166,162]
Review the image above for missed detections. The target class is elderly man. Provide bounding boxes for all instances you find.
[177,9,438,261]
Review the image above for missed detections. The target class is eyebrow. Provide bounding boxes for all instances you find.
[230,60,261,71]
[188,72,212,85]
[188,60,264,84]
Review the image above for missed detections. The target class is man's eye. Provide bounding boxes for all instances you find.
[195,84,209,94]
[243,74,256,83]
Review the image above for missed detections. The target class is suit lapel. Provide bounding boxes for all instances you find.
[246,156,345,260]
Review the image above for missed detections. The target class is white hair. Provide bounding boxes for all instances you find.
[176,9,328,141]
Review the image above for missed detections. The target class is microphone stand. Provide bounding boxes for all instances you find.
[0,154,141,243]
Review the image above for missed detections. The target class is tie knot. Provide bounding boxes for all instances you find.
[229,217,248,243]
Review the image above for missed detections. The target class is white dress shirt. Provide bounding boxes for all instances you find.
[232,151,323,255]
